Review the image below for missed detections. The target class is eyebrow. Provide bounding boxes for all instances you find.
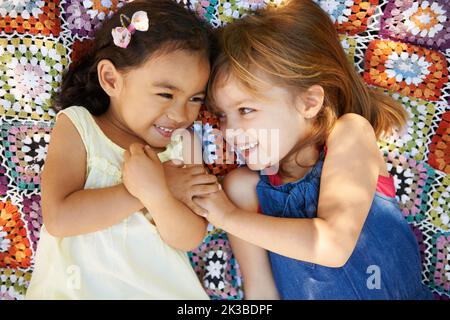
[152,81,206,96]
[231,99,254,109]
[208,98,254,115]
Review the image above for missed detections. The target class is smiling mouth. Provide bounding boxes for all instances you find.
[154,124,175,133]
[237,142,259,152]
[154,124,177,138]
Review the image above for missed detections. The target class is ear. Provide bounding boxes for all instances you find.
[97,59,123,98]
[295,85,324,119]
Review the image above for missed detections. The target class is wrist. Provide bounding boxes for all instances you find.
[137,185,172,203]
[216,206,239,231]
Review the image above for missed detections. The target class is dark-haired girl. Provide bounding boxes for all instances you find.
[26,0,216,299]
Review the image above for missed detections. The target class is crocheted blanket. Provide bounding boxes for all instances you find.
[0,0,449,300]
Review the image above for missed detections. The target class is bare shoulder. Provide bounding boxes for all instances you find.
[333,113,374,134]
[325,113,388,177]
[47,113,86,161]
[42,112,87,196]
[223,166,260,211]
[328,113,377,148]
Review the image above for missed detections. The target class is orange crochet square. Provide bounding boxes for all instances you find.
[196,109,239,177]
[0,0,61,36]
[0,200,32,269]
[335,0,378,35]
[363,39,448,101]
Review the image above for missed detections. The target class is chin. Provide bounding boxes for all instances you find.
[142,137,168,150]
[246,160,274,172]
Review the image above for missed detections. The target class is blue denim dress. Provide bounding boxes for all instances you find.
[256,152,433,300]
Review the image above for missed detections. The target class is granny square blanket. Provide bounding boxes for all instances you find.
[0,0,449,300]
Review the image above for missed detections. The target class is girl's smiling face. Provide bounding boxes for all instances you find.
[98,49,210,149]
[212,72,311,171]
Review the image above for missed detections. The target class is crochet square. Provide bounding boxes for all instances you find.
[0,37,68,121]
[429,231,450,295]
[315,0,379,35]
[62,0,127,38]
[409,224,427,265]
[217,0,285,25]
[380,0,450,51]
[363,39,448,101]
[385,151,436,223]
[0,268,32,300]
[194,109,240,177]
[428,111,450,173]
[0,200,32,269]
[21,194,42,252]
[340,34,357,63]
[186,0,220,26]
[378,93,438,161]
[0,122,52,191]
[0,163,8,197]
[427,173,450,231]
[189,231,243,300]
[0,0,61,36]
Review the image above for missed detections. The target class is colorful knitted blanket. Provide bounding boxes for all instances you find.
[0,0,449,300]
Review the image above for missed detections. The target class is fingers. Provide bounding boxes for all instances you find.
[123,149,131,161]
[144,145,159,162]
[190,184,221,197]
[190,174,218,186]
[192,197,208,217]
[188,200,209,218]
[183,163,201,169]
[129,143,145,155]
[187,165,208,176]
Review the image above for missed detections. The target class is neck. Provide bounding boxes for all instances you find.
[279,144,321,183]
[103,108,135,138]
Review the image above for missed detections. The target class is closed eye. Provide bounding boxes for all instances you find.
[157,93,173,99]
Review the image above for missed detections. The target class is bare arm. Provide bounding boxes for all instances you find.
[123,144,208,251]
[41,114,144,238]
[196,114,382,268]
[140,193,207,251]
[223,167,279,300]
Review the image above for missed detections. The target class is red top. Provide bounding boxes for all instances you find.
[265,171,395,197]
[257,146,396,213]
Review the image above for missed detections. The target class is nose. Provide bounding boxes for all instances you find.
[166,101,189,125]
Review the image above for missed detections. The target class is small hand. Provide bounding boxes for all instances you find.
[163,161,220,216]
[192,188,237,228]
[122,143,170,202]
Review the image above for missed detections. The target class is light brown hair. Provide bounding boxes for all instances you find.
[207,0,407,167]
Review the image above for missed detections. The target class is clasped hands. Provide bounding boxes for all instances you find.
[121,143,237,228]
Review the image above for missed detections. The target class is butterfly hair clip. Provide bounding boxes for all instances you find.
[111,11,149,49]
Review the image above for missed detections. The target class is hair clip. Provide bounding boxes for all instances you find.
[111,11,149,49]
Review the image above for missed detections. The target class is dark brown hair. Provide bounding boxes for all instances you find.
[55,0,216,115]
[207,0,408,168]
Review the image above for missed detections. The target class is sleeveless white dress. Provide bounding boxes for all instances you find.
[25,106,208,300]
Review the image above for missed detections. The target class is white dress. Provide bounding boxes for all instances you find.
[25,106,208,300]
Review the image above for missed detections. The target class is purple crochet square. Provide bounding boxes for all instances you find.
[380,0,450,51]
[22,194,43,252]
[0,163,8,196]
[63,0,127,38]
[429,232,450,295]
